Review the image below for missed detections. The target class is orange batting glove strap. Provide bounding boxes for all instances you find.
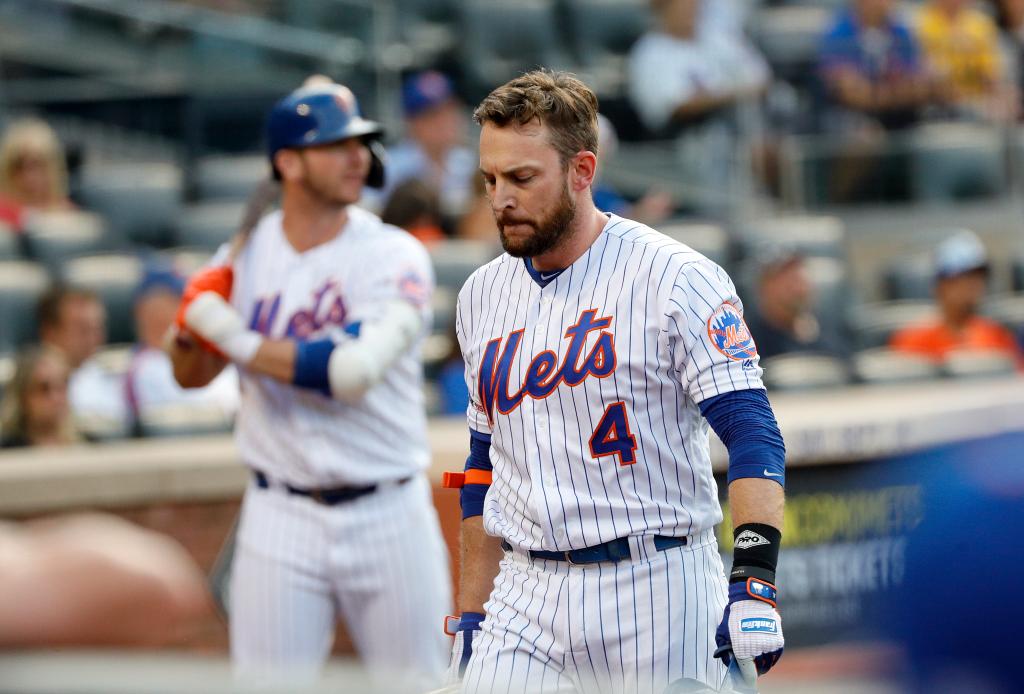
[443,470,492,489]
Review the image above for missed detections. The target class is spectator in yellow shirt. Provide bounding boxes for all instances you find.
[917,0,1017,120]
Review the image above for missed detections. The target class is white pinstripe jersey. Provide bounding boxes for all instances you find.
[224,206,433,487]
[456,214,764,552]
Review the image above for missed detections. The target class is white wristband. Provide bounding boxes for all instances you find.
[184,292,263,364]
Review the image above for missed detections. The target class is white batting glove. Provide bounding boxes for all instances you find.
[714,578,784,687]
[183,292,263,365]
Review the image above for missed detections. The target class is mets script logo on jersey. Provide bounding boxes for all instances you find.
[706,303,757,361]
[479,308,615,424]
[249,279,348,339]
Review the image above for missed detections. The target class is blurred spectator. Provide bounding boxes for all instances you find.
[917,0,1016,121]
[816,0,929,201]
[0,119,75,231]
[380,179,447,246]
[125,266,238,430]
[0,346,80,448]
[991,0,1024,115]
[593,114,675,225]
[628,0,769,212]
[37,286,127,428]
[0,513,209,646]
[890,230,1022,364]
[368,71,476,222]
[456,172,500,242]
[745,249,847,360]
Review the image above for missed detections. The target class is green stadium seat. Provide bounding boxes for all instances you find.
[661,222,729,268]
[0,224,22,260]
[175,201,246,250]
[429,239,500,290]
[0,260,51,352]
[195,154,268,202]
[22,210,112,270]
[760,352,851,391]
[852,347,939,384]
[78,162,184,248]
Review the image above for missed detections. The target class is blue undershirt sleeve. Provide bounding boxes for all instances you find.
[461,429,492,519]
[698,388,786,486]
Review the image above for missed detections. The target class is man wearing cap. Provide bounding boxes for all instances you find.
[126,265,238,431]
[372,70,476,221]
[744,248,846,361]
[890,230,1022,364]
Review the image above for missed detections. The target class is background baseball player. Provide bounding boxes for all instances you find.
[168,82,451,688]
[445,70,786,694]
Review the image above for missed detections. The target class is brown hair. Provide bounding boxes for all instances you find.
[36,285,99,332]
[473,70,600,165]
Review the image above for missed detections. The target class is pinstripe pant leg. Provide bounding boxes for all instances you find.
[229,486,335,684]
[462,556,576,694]
[331,475,452,692]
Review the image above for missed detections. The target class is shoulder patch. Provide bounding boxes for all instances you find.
[706,303,757,361]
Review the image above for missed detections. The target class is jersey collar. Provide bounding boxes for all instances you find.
[523,257,566,288]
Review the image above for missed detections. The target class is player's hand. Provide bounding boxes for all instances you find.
[443,611,484,686]
[714,579,784,684]
[175,265,234,331]
[183,292,262,365]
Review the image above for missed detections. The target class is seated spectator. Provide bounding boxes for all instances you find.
[890,230,1022,363]
[380,179,447,246]
[628,0,769,213]
[593,115,675,225]
[917,0,1016,121]
[126,266,238,429]
[991,0,1024,115]
[366,71,476,222]
[0,346,80,448]
[745,248,847,360]
[817,0,930,201]
[37,286,127,429]
[0,119,75,231]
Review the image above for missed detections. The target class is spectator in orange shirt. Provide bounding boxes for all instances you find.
[890,230,1022,364]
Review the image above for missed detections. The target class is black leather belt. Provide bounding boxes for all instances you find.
[501,534,688,565]
[253,470,409,506]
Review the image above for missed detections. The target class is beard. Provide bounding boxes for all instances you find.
[298,157,363,208]
[495,181,576,258]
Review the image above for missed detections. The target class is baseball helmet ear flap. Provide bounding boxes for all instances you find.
[366,138,386,189]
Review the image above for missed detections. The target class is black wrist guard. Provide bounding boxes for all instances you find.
[729,523,781,584]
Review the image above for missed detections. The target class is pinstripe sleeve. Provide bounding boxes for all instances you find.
[664,259,765,403]
[455,278,492,436]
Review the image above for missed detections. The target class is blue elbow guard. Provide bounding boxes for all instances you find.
[293,339,335,396]
[460,430,492,519]
[699,389,786,485]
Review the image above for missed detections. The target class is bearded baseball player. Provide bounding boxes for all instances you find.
[168,82,451,688]
[444,70,786,694]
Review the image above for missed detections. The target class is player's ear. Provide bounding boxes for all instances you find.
[568,151,598,193]
[275,149,303,182]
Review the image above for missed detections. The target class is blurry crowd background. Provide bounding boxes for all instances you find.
[1,0,1024,450]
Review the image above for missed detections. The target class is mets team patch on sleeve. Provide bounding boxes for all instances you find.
[706,303,757,361]
[398,269,429,308]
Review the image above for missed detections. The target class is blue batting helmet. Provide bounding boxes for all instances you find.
[266,82,386,188]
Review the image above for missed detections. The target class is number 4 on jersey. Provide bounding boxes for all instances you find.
[589,401,638,466]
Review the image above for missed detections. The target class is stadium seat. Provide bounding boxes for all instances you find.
[565,0,651,95]
[77,162,184,247]
[760,352,851,391]
[910,123,1005,201]
[740,215,845,259]
[62,254,145,345]
[194,154,268,202]
[852,347,939,385]
[432,285,457,333]
[0,260,51,352]
[661,222,729,268]
[0,352,15,401]
[942,349,1017,379]
[750,5,832,81]
[984,294,1024,333]
[429,239,499,290]
[882,252,934,301]
[458,0,573,97]
[0,223,22,260]
[160,246,215,278]
[175,201,245,250]
[1013,254,1024,292]
[137,402,234,438]
[848,300,937,350]
[803,255,851,339]
[22,210,111,270]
